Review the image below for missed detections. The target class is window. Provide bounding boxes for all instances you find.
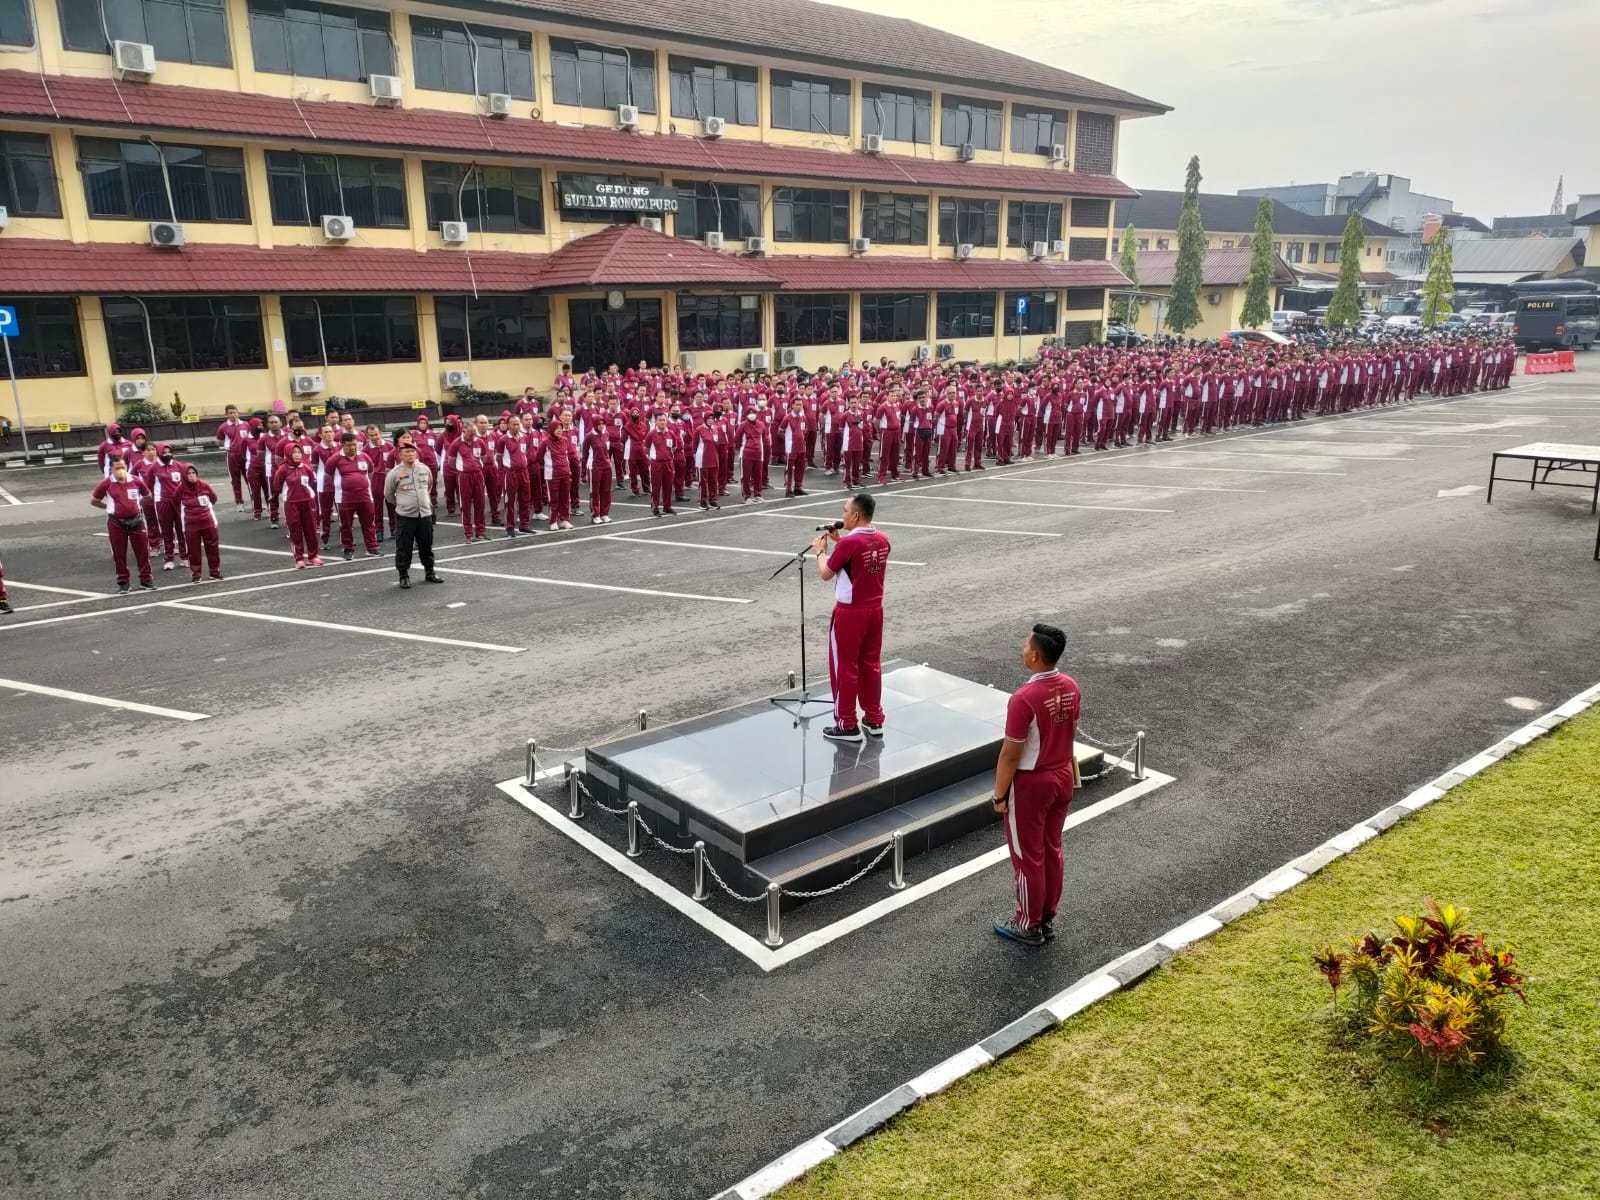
[267,150,405,227]
[1074,112,1115,175]
[0,132,59,217]
[1003,291,1057,336]
[1068,237,1108,260]
[940,95,1002,150]
[669,56,757,125]
[248,0,391,81]
[862,84,930,144]
[938,197,999,247]
[676,294,761,351]
[1272,241,1281,255]
[860,192,928,245]
[411,19,531,99]
[935,291,995,340]
[860,292,928,343]
[557,172,662,225]
[549,38,654,112]
[673,180,759,240]
[773,187,848,244]
[1007,201,1063,249]
[1136,238,1149,251]
[776,294,848,346]
[103,296,264,372]
[436,295,550,360]
[422,161,542,233]
[1011,106,1066,156]
[1154,237,1170,251]
[1071,197,1111,228]
[282,295,418,365]
[79,138,248,222]
[1285,240,1305,263]
[58,0,230,64]
[0,299,83,376]
[1061,319,1097,347]
[1307,242,1319,265]
[1,0,32,45]
[1220,239,1235,249]
[770,70,849,135]
[1065,287,1105,310]
[1323,242,1340,264]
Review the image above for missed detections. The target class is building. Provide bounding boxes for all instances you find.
[1129,247,1294,340]
[1234,182,1333,218]
[1398,236,1583,304]
[0,0,1166,427]
[1492,194,1600,240]
[1239,172,1455,236]
[1114,189,1396,306]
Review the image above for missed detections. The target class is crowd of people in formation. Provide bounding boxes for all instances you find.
[0,332,1519,605]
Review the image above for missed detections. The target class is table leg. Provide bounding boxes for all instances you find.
[1487,456,1497,504]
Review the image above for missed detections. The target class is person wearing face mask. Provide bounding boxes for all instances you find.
[736,407,767,504]
[624,406,651,496]
[145,443,187,571]
[272,441,323,568]
[540,417,575,530]
[644,411,679,517]
[584,415,614,524]
[453,422,489,541]
[780,398,810,498]
[177,464,223,582]
[90,458,156,593]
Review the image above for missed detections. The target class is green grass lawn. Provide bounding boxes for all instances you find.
[784,708,1600,1200]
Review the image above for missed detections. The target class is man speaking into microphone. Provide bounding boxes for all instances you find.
[811,493,891,744]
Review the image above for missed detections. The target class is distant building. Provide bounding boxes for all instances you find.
[1492,194,1600,240]
[1131,247,1295,339]
[1398,237,1583,300]
[1236,183,1335,217]
[1240,172,1456,236]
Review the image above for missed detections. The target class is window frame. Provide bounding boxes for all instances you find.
[935,291,995,340]
[1002,290,1058,336]
[282,294,420,366]
[937,196,1000,248]
[775,293,849,347]
[668,55,758,126]
[435,294,551,361]
[1006,200,1063,249]
[0,0,33,46]
[549,37,655,112]
[860,191,929,246]
[675,293,762,352]
[1010,106,1067,156]
[1067,236,1108,261]
[1323,242,1340,264]
[0,297,85,377]
[861,83,931,144]
[410,17,533,99]
[78,136,249,223]
[266,149,407,228]
[102,295,266,373]
[421,160,544,234]
[672,180,760,241]
[247,0,392,82]
[58,0,231,64]
[0,131,61,217]
[772,186,849,244]
[769,70,850,136]
[939,94,1003,151]
[859,291,929,343]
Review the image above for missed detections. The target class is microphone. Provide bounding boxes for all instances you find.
[814,521,844,532]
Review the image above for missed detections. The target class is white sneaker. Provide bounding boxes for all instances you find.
[234,504,244,513]
[162,561,174,571]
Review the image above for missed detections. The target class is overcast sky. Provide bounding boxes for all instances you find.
[824,0,1597,221]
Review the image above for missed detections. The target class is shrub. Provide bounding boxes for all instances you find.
[1314,900,1526,1081]
[118,399,170,425]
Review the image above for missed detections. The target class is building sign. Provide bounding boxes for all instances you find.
[558,175,678,214]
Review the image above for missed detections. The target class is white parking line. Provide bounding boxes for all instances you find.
[1156,449,1415,462]
[1075,462,1347,477]
[0,676,209,721]
[3,580,105,598]
[438,566,755,605]
[1000,476,1267,494]
[757,512,1062,538]
[218,542,295,557]
[600,534,928,567]
[162,601,528,652]
[891,494,1173,514]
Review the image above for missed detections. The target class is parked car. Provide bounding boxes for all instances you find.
[1222,329,1293,347]
[1384,314,1423,329]
[1105,322,1149,348]
[1271,309,1310,332]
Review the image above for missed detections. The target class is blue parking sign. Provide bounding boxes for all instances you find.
[0,306,17,338]
[1015,296,1028,316]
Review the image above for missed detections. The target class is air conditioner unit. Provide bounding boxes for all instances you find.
[369,74,402,105]
[113,379,152,402]
[702,116,726,138]
[704,231,725,251]
[745,236,768,255]
[746,350,771,371]
[1030,240,1048,260]
[955,242,974,260]
[862,133,884,155]
[915,344,933,361]
[616,103,640,129]
[439,221,469,245]
[149,221,184,248]
[1051,239,1067,255]
[484,92,513,118]
[639,216,663,232]
[678,352,698,369]
[958,142,977,162]
[113,40,156,77]
[850,236,871,255]
[1049,143,1066,162]
[442,368,472,388]
[1206,292,1223,306]
[777,347,800,369]
[0,205,9,230]
[936,342,956,360]
[321,214,354,241]
[292,374,324,396]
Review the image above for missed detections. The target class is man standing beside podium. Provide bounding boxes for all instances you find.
[812,492,890,745]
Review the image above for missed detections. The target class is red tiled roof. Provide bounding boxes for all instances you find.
[762,255,1129,291]
[1134,246,1293,288]
[532,224,779,289]
[503,0,1167,113]
[0,70,1137,200]
[0,239,541,294]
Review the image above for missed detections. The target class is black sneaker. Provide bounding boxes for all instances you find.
[138,580,157,591]
[398,575,411,589]
[1040,918,1056,942]
[343,548,354,561]
[793,488,808,497]
[0,599,13,614]
[862,721,884,739]
[822,724,863,744]
[423,573,443,584]
[117,582,131,594]
[993,918,1045,947]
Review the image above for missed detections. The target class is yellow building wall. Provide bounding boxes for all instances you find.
[1135,286,1242,341]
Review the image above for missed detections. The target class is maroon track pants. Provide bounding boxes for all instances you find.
[1002,766,1075,930]
[828,602,884,732]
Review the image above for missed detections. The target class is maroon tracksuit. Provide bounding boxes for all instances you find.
[646,427,678,515]
[91,475,153,586]
[585,426,614,521]
[825,527,891,733]
[737,417,766,501]
[497,431,533,533]
[542,432,573,526]
[325,450,380,553]
[453,434,489,538]
[216,418,249,504]
[273,458,320,562]
[875,402,902,484]
[693,424,721,508]
[178,477,222,579]
[148,455,187,565]
[780,412,808,494]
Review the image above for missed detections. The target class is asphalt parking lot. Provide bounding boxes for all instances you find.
[3,364,1600,1199]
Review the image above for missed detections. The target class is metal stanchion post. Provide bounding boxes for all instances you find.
[889,831,906,890]
[566,766,583,820]
[626,801,642,857]
[524,738,537,786]
[764,883,783,947]
[637,709,648,732]
[692,841,709,902]
[787,670,797,689]
[1134,730,1147,781]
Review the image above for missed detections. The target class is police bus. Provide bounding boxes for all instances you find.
[1509,280,1600,352]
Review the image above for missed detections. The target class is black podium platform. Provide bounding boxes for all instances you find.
[582,661,1106,891]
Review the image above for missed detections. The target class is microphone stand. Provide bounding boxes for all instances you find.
[769,536,835,721]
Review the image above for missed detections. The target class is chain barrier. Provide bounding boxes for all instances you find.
[528,717,660,782]
[777,840,895,899]
[571,771,631,817]
[631,808,698,856]
[701,854,768,904]
[1078,736,1142,783]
